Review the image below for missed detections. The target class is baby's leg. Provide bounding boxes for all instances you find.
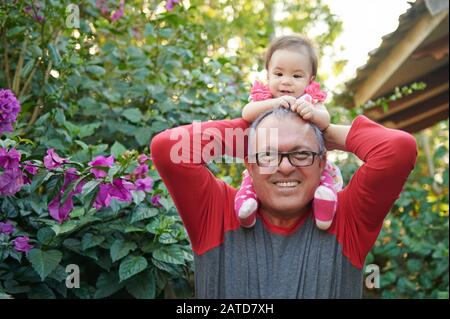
[234,169,258,228]
[313,165,337,230]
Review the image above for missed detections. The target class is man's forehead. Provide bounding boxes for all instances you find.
[255,115,318,151]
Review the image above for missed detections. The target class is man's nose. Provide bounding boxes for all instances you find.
[277,156,296,175]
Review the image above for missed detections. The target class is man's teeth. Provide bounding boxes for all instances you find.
[275,181,299,187]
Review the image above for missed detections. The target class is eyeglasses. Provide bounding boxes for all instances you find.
[255,150,322,168]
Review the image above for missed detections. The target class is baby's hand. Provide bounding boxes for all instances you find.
[291,96,314,120]
[291,96,330,131]
[274,95,297,109]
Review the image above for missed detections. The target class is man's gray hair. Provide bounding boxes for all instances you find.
[248,107,326,156]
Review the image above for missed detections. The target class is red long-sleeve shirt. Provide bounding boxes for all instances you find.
[150,115,417,298]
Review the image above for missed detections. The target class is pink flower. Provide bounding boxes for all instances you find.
[0,88,21,135]
[0,221,15,235]
[13,236,33,253]
[111,8,124,21]
[0,168,24,195]
[250,81,272,101]
[304,81,327,103]
[165,0,181,11]
[137,154,151,165]
[96,0,125,21]
[23,3,45,23]
[135,177,153,192]
[48,195,75,224]
[48,168,85,223]
[22,161,38,175]
[150,194,162,207]
[44,148,69,170]
[93,183,112,210]
[133,164,149,179]
[93,178,134,210]
[0,147,21,169]
[88,155,115,179]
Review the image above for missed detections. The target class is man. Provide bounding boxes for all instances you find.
[150,107,417,298]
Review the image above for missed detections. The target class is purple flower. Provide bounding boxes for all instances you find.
[111,8,124,21]
[0,147,21,169]
[43,148,69,170]
[165,0,180,11]
[109,178,134,202]
[135,177,153,192]
[48,194,74,224]
[0,89,21,135]
[88,155,114,179]
[96,0,125,21]
[22,161,38,175]
[133,163,149,179]
[48,168,85,223]
[0,221,15,235]
[13,236,33,253]
[0,168,24,195]
[23,3,45,23]
[138,154,151,165]
[93,183,111,210]
[93,178,134,210]
[150,194,162,207]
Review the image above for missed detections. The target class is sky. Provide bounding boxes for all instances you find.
[321,0,412,90]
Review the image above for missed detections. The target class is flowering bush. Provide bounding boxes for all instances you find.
[0,96,193,298]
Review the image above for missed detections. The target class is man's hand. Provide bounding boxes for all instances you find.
[273,95,297,109]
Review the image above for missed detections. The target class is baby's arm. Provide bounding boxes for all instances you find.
[242,95,297,122]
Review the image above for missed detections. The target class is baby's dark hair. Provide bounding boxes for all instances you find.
[264,35,318,77]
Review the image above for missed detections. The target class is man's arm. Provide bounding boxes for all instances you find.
[326,115,417,268]
[150,119,249,255]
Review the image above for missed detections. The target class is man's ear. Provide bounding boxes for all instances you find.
[319,153,327,172]
[244,156,254,176]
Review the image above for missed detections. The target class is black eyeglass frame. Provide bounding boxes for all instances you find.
[255,150,323,168]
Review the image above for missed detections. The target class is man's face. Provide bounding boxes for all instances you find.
[246,115,325,217]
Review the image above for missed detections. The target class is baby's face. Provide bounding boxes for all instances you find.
[267,49,313,99]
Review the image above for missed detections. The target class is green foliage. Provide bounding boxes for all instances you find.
[363,120,449,298]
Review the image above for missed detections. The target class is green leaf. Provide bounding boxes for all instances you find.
[122,108,143,123]
[81,180,101,198]
[48,44,62,66]
[132,190,146,205]
[153,246,185,265]
[131,205,159,223]
[81,233,105,250]
[159,233,178,244]
[27,249,63,281]
[406,259,422,273]
[31,170,54,192]
[135,127,152,146]
[110,240,137,262]
[86,65,106,76]
[119,256,148,282]
[94,272,123,299]
[111,141,127,158]
[37,227,55,245]
[28,283,56,299]
[125,270,155,299]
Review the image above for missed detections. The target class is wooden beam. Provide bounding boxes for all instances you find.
[402,108,449,133]
[367,82,449,120]
[385,102,448,130]
[353,9,448,107]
